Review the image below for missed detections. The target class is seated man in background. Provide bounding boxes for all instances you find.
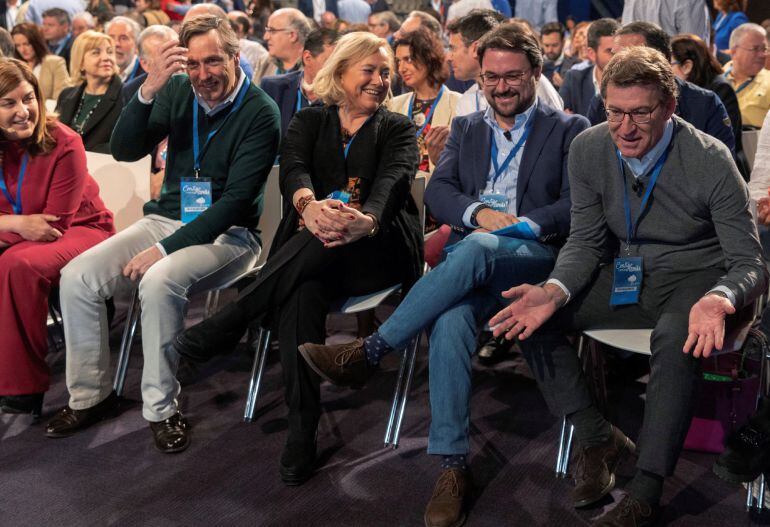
[254,8,311,84]
[106,16,144,84]
[559,17,619,117]
[585,21,736,157]
[490,47,765,526]
[260,27,338,136]
[298,24,589,527]
[541,21,581,89]
[725,22,770,129]
[47,15,281,454]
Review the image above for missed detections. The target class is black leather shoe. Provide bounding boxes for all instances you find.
[45,391,120,438]
[280,437,317,486]
[714,398,770,483]
[1,392,44,417]
[149,412,191,453]
[173,303,249,363]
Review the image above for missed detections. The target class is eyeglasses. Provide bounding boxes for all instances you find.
[479,70,531,87]
[737,44,769,54]
[605,103,660,124]
[264,27,292,34]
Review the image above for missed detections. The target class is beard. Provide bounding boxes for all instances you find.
[486,87,535,118]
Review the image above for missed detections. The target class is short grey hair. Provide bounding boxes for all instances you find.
[729,22,766,50]
[137,25,177,59]
[273,8,312,45]
[72,12,96,29]
[407,11,441,36]
[105,16,142,43]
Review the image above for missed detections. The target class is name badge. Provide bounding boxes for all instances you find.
[328,190,351,204]
[480,192,508,212]
[610,257,643,306]
[181,177,212,224]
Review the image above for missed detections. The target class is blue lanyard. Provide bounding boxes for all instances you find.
[192,76,250,177]
[342,114,374,159]
[735,77,754,94]
[127,59,141,82]
[617,147,669,249]
[408,85,445,137]
[296,86,306,113]
[0,153,29,215]
[54,34,71,56]
[489,115,533,189]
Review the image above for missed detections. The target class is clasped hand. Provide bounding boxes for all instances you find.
[16,214,62,242]
[302,198,373,248]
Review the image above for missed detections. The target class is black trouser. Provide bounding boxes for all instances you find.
[519,264,727,477]
[236,229,402,438]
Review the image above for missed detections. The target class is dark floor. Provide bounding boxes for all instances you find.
[0,303,765,526]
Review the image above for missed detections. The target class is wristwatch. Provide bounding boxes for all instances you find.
[470,203,489,228]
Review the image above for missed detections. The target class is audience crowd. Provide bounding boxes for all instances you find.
[2,1,770,526]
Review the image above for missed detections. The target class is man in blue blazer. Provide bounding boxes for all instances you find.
[298,26,589,527]
[297,0,337,20]
[560,17,619,116]
[260,28,339,136]
[584,21,736,155]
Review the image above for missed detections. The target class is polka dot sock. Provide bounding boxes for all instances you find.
[363,331,393,366]
[441,454,467,471]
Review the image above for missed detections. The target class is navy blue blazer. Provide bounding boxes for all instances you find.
[425,103,590,247]
[585,77,736,156]
[260,70,303,136]
[298,0,338,17]
[559,64,595,116]
[543,55,581,85]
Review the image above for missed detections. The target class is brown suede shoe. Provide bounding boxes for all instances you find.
[424,468,471,527]
[298,339,374,388]
[592,495,658,526]
[573,426,636,508]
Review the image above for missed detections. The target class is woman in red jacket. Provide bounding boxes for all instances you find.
[0,58,114,417]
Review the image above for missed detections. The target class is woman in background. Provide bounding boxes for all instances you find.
[11,23,71,101]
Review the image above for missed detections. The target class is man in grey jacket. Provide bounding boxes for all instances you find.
[489,47,767,526]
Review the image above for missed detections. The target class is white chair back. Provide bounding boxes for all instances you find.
[744,129,760,172]
[256,165,281,267]
[86,152,152,232]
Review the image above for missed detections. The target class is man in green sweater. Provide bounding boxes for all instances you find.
[48,14,281,453]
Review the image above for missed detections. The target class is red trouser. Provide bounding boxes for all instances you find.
[0,225,111,395]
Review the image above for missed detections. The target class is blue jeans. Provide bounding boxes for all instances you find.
[377,233,556,455]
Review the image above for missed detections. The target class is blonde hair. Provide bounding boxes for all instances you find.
[69,30,119,84]
[311,31,393,107]
[0,58,56,155]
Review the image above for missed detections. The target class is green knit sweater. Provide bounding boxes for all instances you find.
[110,74,281,254]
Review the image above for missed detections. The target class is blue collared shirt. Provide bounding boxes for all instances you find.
[462,98,541,236]
[619,119,673,179]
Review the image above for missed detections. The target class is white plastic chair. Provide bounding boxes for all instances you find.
[113,166,282,396]
[554,307,759,481]
[243,175,427,449]
[85,152,152,233]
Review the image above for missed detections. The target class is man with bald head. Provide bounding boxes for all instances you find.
[253,8,311,84]
[725,23,770,128]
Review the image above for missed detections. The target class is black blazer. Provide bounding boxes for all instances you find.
[260,70,303,136]
[56,74,124,154]
[256,105,423,294]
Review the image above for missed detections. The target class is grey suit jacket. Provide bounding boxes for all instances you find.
[550,115,766,308]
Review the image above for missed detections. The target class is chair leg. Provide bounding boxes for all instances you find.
[553,335,586,477]
[48,303,65,353]
[244,327,271,423]
[113,290,140,397]
[384,335,419,449]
